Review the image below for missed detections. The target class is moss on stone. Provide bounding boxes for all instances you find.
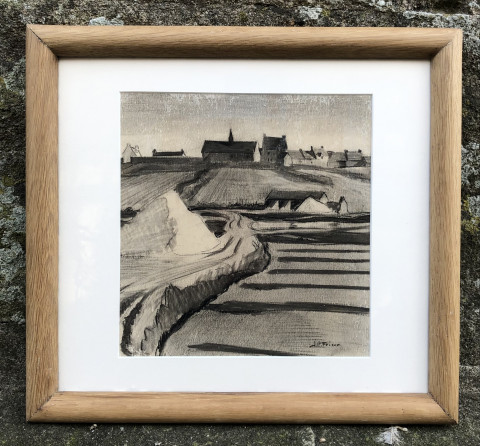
[0,76,25,194]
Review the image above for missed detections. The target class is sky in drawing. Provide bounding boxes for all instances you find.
[121,92,372,157]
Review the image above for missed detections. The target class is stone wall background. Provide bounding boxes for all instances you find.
[0,1,478,444]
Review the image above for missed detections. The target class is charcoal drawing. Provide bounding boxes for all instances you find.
[120,93,371,357]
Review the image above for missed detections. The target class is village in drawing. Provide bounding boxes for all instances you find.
[120,93,371,357]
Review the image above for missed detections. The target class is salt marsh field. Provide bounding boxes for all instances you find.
[162,218,370,356]
[121,164,370,356]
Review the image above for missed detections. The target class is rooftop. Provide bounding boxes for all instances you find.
[202,140,257,154]
[285,150,315,161]
[262,135,287,152]
[153,150,185,157]
[266,190,327,201]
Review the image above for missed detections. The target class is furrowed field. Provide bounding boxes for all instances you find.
[121,165,197,209]
[122,164,370,213]
[180,166,370,212]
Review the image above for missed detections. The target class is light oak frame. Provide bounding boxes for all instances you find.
[26,26,462,424]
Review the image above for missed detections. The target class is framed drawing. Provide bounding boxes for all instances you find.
[26,26,461,423]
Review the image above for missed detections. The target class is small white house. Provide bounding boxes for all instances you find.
[314,147,330,167]
[284,147,330,167]
[122,144,142,163]
[284,150,315,167]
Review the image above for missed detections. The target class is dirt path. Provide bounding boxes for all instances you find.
[120,209,269,356]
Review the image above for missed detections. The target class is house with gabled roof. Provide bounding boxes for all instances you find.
[201,129,258,163]
[326,150,367,168]
[284,148,324,167]
[122,144,142,163]
[312,146,329,167]
[344,150,366,167]
[260,134,288,164]
[264,190,349,214]
[152,149,186,157]
[327,151,347,168]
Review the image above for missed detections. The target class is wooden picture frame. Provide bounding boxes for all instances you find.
[26,26,462,424]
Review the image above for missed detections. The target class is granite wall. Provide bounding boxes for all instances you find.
[0,1,478,444]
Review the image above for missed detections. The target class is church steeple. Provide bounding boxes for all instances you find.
[228,128,234,144]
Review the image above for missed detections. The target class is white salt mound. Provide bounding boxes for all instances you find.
[121,190,219,256]
[296,197,333,214]
[162,190,220,255]
[121,195,173,256]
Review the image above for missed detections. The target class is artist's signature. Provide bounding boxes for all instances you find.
[309,340,340,348]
